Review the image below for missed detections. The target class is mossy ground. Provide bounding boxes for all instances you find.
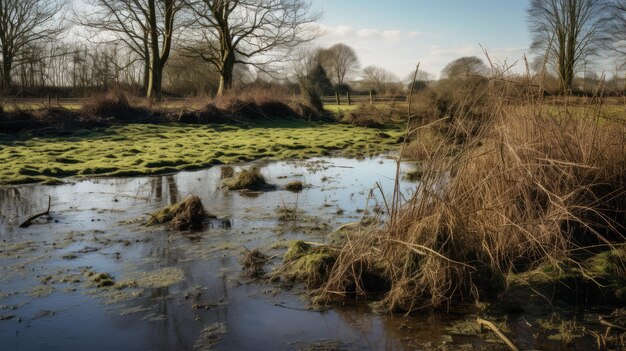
[0,120,402,184]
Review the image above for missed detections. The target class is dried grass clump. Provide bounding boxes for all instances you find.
[147,195,210,230]
[0,107,103,133]
[285,180,303,192]
[215,87,297,121]
[220,166,235,179]
[222,167,270,191]
[83,91,152,121]
[319,85,626,311]
[340,104,402,128]
[242,249,269,278]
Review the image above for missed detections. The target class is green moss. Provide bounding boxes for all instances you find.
[0,121,403,185]
[147,195,210,230]
[284,240,312,262]
[281,241,337,287]
[91,272,115,287]
[222,167,270,191]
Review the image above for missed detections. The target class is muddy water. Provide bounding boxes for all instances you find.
[0,157,601,350]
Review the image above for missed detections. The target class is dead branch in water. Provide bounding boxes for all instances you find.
[477,317,519,351]
[19,195,51,228]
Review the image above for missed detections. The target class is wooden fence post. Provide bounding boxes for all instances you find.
[369,90,373,105]
[347,91,351,105]
[335,91,340,105]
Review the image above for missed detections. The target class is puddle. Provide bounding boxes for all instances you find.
[0,157,603,350]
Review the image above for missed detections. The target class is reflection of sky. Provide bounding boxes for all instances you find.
[0,157,423,351]
[0,156,417,236]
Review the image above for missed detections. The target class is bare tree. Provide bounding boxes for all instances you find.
[316,43,360,85]
[0,0,67,90]
[528,0,608,93]
[440,56,488,79]
[361,65,399,95]
[404,68,432,91]
[185,0,320,96]
[603,0,626,55]
[79,0,185,99]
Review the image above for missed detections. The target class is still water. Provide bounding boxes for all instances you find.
[0,157,599,350]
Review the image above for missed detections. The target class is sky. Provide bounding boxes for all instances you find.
[310,0,532,80]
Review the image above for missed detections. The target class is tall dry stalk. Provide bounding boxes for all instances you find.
[320,59,626,312]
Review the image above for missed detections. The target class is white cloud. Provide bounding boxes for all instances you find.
[382,30,402,41]
[313,23,529,79]
[356,28,380,38]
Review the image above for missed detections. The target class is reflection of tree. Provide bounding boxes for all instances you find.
[128,233,233,350]
[333,305,448,350]
[149,175,179,204]
[151,177,163,200]
[166,176,179,204]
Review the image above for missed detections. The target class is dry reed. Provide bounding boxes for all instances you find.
[318,64,626,312]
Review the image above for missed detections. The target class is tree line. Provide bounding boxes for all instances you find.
[0,0,625,99]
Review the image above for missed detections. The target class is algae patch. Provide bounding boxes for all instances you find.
[194,322,227,351]
[125,267,185,289]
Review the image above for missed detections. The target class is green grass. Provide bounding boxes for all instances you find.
[0,120,403,185]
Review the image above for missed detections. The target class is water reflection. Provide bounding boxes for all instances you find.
[0,156,425,350]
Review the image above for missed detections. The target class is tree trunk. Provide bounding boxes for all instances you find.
[217,51,235,97]
[2,58,12,90]
[143,57,150,94]
[147,62,163,100]
[146,0,162,100]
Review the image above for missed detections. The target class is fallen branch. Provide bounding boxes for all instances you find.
[19,195,51,228]
[477,317,519,351]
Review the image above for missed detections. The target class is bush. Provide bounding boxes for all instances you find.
[318,80,626,311]
[83,91,152,121]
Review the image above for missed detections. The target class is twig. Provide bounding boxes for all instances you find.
[477,317,519,351]
[600,316,626,331]
[19,195,51,228]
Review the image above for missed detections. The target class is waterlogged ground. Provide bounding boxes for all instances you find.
[0,157,607,351]
[0,120,403,185]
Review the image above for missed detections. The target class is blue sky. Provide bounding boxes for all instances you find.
[311,0,532,79]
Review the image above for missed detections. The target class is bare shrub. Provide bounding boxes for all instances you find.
[83,91,153,121]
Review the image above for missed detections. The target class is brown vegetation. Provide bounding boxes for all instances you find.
[83,91,155,121]
[313,73,626,313]
[147,195,211,230]
[222,167,271,191]
[0,88,330,134]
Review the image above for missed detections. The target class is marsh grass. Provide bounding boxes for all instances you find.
[241,248,270,278]
[222,167,271,191]
[147,195,211,230]
[316,64,626,312]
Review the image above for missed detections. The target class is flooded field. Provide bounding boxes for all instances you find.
[0,157,608,350]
